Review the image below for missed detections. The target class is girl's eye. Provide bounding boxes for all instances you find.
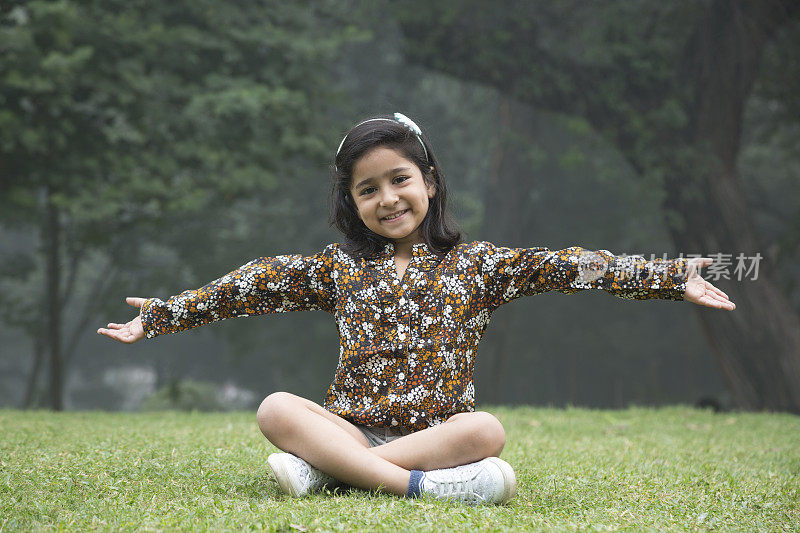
[358,176,408,196]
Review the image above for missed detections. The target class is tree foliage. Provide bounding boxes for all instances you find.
[0,0,362,408]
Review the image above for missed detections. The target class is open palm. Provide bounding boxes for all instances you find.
[684,258,736,311]
[97,297,147,343]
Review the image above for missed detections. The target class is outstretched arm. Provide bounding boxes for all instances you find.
[97,297,146,344]
[684,257,736,311]
[476,242,740,309]
[103,246,338,340]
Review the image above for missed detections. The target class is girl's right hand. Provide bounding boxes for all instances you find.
[97,297,147,344]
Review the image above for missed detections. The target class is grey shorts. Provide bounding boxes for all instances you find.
[356,424,414,447]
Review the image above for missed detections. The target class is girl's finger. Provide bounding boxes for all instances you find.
[710,285,732,304]
[710,293,735,310]
[126,297,146,308]
[688,257,712,273]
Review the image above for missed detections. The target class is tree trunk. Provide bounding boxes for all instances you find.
[663,0,800,411]
[45,186,63,411]
[665,166,800,411]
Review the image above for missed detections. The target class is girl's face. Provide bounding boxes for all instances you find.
[350,146,435,250]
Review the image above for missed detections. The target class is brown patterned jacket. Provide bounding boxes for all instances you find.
[141,241,687,430]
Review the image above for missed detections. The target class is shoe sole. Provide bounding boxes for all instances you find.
[267,454,302,497]
[485,457,517,504]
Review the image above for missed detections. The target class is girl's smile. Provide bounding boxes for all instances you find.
[350,147,435,252]
[381,209,409,222]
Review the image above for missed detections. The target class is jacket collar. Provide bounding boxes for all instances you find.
[411,242,439,265]
[365,241,441,270]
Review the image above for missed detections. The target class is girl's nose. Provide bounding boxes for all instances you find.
[379,191,399,207]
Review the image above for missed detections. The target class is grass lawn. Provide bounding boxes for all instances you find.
[1,406,797,531]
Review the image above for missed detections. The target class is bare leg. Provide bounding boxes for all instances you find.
[257,392,410,495]
[257,393,507,496]
[369,411,506,471]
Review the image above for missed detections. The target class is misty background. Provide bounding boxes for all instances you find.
[2,1,799,413]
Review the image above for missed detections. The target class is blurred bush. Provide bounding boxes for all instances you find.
[142,379,233,412]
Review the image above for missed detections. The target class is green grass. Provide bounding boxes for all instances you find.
[1,407,797,532]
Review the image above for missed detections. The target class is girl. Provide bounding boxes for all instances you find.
[98,113,735,505]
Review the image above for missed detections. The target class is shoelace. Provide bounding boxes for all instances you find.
[438,479,477,503]
[426,467,484,504]
[296,459,334,491]
[298,463,313,487]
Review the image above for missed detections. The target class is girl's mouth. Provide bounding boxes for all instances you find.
[381,209,408,222]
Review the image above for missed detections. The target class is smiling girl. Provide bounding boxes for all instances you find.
[99,113,735,505]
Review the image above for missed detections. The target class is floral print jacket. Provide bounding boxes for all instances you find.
[141,241,687,431]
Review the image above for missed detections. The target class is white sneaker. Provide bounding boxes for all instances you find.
[267,452,338,497]
[421,457,516,505]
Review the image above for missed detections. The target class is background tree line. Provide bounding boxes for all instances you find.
[1,0,798,412]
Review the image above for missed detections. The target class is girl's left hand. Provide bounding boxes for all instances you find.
[684,258,736,310]
[97,297,147,343]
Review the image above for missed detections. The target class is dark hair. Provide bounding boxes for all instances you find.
[329,114,461,259]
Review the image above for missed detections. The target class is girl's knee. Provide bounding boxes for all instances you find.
[449,411,506,457]
[469,411,506,457]
[256,391,298,437]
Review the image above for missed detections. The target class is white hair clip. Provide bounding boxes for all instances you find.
[393,112,422,136]
[335,112,429,168]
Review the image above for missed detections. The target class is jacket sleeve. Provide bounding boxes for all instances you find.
[474,242,687,310]
[140,244,338,339]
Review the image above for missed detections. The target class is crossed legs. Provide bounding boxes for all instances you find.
[256,392,505,496]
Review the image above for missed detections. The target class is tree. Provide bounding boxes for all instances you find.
[396,0,800,411]
[0,0,359,409]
